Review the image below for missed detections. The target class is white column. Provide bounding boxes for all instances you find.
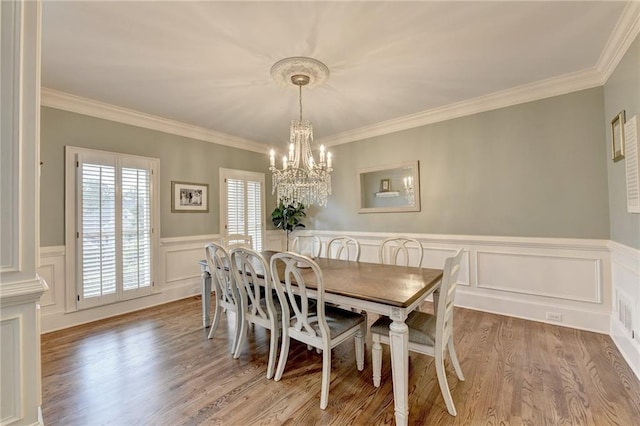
[0,1,46,424]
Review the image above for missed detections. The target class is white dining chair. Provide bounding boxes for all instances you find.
[230,247,282,379]
[270,252,366,410]
[291,234,322,258]
[326,236,361,261]
[370,249,465,416]
[378,236,424,267]
[204,242,241,353]
[220,234,253,250]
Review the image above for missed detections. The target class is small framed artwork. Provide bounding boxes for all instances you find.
[611,110,626,162]
[171,181,209,213]
[380,178,391,192]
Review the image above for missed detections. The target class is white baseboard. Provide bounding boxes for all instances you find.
[456,289,610,333]
[40,278,200,334]
[611,317,640,379]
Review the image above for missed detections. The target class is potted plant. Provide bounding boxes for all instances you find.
[271,201,306,251]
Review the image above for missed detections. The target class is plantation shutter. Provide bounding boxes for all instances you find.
[121,160,152,294]
[226,178,245,235]
[79,159,116,302]
[221,169,265,251]
[75,149,156,309]
[247,180,263,251]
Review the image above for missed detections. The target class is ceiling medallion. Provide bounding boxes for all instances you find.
[269,57,333,208]
[270,57,330,89]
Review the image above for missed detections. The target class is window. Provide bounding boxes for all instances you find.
[66,147,159,310]
[220,168,265,251]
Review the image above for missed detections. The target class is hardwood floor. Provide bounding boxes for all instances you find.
[41,296,640,425]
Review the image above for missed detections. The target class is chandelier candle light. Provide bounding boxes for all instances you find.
[269,57,333,207]
[404,176,415,206]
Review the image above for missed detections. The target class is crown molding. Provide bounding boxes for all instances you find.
[598,1,640,83]
[40,88,269,154]
[318,3,640,148]
[42,3,639,152]
[317,67,603,147]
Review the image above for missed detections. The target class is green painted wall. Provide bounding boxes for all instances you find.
[311,87,610,239]
[604,34,640,250]
[40,107,274,246]
[41,83,615,245]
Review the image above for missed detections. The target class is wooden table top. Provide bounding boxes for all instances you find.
[201,251,443,309]
[266,251,443,309]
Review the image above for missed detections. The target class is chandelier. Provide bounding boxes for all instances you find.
[269,57,332,207]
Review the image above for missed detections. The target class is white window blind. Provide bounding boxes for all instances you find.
[71,148,158,309]
[121,167,152,290]
[80,162,117,301]
[226,178,245,235]
[625,115,640,213]
[221,169,265,251]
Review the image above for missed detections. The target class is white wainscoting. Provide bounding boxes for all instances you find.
[37,231,638,380]
[38,231,612,335]
[1,315,22,424]
[299,230,612,333]
[609,241,640,379]
[38,231,285,333]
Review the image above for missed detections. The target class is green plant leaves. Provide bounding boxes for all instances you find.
[271,201,306,232]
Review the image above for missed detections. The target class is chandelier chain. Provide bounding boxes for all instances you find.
[299,84,303,122]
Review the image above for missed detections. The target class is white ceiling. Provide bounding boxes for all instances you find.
[41,1,633,148]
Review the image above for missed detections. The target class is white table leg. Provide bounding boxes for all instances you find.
[389,310,409,426]
[201,267,211,328]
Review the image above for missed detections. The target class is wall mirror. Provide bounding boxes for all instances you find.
[357,161,420,213]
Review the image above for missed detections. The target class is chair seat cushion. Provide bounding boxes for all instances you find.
[322,305,365,339]
[254,296,286,320]
[370,310,436,346]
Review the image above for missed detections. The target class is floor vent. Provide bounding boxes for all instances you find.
[617,290,636,341]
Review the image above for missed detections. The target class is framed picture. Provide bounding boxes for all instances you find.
[380,178,391,192]
[171,181,209,212]
[611,110,626,162]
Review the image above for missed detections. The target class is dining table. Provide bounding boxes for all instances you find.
[198,251,443,426]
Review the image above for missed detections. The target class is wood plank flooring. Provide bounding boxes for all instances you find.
[41,296,640,425]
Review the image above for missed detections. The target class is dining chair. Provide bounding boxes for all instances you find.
[370,249,465,416]
[378,236,424,267]
[230,247,282,379]
[220,234,253,250]
[270,252,366,410]
[326,236,361,261]
[204,242,241,353]
[291,234,322,258]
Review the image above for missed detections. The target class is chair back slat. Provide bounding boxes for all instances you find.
[270,252,328,340]
[379,237,424,267]
[291,235,322,258]
[435,249,464,351]
[221,234,253,250]
[230,247,273,320]
[204,242,237,305]
[326,236,360,261]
